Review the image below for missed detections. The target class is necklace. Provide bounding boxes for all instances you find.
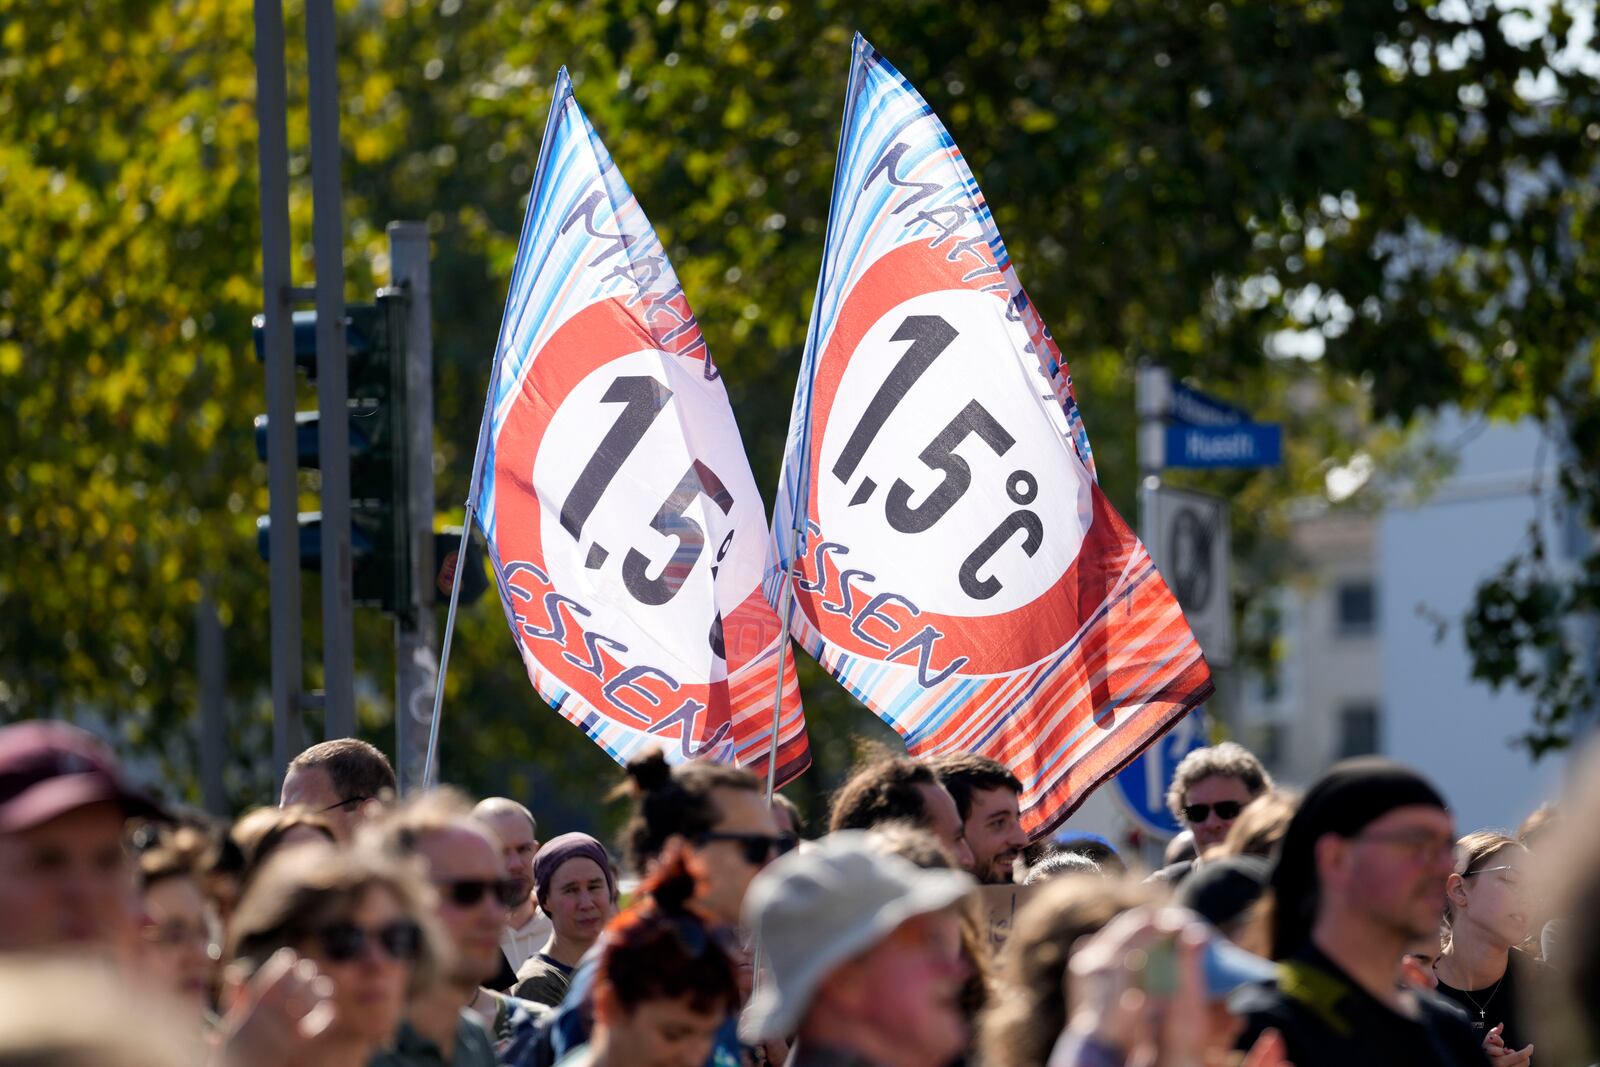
[1443,966,1504,1031]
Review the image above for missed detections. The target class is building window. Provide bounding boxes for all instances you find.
[1338,703,1380,758]
[1335,580,1376,637]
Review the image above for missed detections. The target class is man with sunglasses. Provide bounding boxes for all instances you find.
[281,737,397,843]
[1151,742,1273,885]
[373,789,534,1067]
[1231,757,1487,1067]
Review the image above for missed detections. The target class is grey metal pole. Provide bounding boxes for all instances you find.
[389,222,437,795]
[306,0,355,739]
[763,568,797,802]
[254,0,303,788]
[422,502,477,789]
[1136,362,1170,554]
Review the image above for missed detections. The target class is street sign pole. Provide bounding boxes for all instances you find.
[253,0,303,788]
[1135,363,1171,554]
[389,222,437,795]
[306,0,355,739]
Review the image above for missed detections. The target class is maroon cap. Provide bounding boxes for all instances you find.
[0,721,166,833]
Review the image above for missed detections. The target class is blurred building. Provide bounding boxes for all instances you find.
[1237,413,1595,832]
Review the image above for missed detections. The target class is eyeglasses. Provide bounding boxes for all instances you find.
[1463,865,1536,897]
[437,877,525,909]
[320,795,371,814]
[315,920,422,963]
[1354,830,1462,866]
[1182,801,1243,824]
[695,832,799,866]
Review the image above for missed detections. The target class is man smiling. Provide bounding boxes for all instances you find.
[930,753,1028,885]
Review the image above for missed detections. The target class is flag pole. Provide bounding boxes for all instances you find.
[422,70,572,790]
[422,452,486,789]
[760,36,869,801]
[763,559,798,802]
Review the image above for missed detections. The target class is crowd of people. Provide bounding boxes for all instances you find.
[3,718,1600,1067]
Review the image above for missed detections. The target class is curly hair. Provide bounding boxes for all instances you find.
[1165,742,1274,824]
[595,845,740,1018]
[829,755,938,833]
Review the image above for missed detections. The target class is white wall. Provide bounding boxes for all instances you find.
[1377,416,1565,832]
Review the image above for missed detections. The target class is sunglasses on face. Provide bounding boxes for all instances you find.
[695,831,799,866]
[437,877,525,909]
[1183,801,1243,824]
[320,795,371,814]
[315,920,422,963]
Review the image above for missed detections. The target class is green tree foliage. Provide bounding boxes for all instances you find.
[3,0,1596,820]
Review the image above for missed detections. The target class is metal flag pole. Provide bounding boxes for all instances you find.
[421,72,572,790]
[760,37,868,802]
[421,495,479,789]
[763,559,798,802]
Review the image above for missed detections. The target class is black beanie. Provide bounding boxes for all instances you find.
[1179,854,1271,929]
[1268,757,1447,959]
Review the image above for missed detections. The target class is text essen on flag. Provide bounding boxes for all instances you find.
[769,36,1211,835]
[471,70,809,784]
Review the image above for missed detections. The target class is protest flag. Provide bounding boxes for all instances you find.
[769,36,1211,835]
[450,70,809,785]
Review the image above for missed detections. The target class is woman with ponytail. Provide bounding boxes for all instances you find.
[551,848,741,1067]
[615,750,794,927]
[503,751,792,1067]
[1433,830,1541,1063]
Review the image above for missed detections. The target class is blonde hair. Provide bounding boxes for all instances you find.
[1445,830,1523,926]
[365,786,484,861]
[1219,789,1300,860]
[226,841,448,996]
[980,877,1162,1067]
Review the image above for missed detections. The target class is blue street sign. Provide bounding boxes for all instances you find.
[1165,423,1282,468]
[1113,707,1210,838]
[1170,382,1246,427]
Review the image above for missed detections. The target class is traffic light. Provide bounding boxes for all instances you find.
[253,290,415,621]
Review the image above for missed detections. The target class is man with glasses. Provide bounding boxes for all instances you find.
[1152,741,1274,884]
[372,789,532,1067]
[280,737,397,843]
[1231,757,1486,1066]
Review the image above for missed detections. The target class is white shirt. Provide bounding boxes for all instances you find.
[500,905,554,974]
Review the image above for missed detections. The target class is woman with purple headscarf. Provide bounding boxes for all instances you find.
[512,832,617,1007]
